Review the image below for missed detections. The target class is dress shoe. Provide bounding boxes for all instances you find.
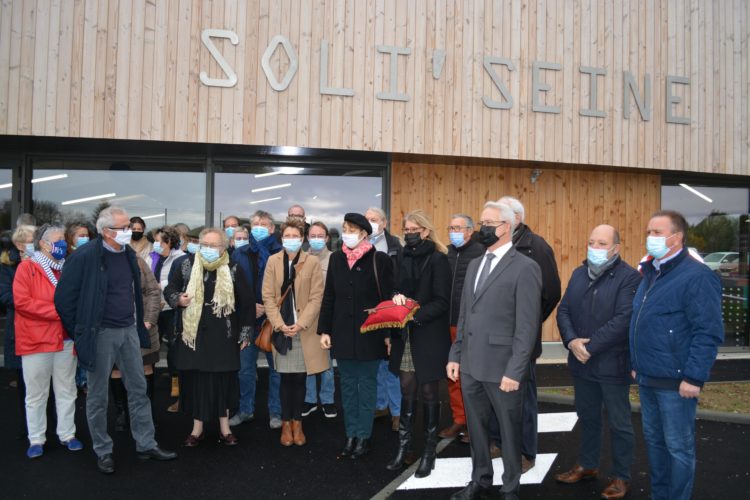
[374,408,390,419]
[391,416,400,432]
[521,456,535,474]
[439,422,467,439]
[340,437,357,457]
[183,433,204,447]
[601,478,630,499]
[350,437,371,459]
[459,431,470,444]
[291,420,306,446]
[489,444,502,459]
[97,453,115,474]
[449,481,491,500]
[218,433,239,446]
[280,421,294,446]
[136,446,178,461]
[555,464,599,483]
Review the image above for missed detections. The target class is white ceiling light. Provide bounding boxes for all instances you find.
[679,183,713,203]
[251,183,291,193]
[31,173,69,184]
[375,193,382,197]
[141,213,166,220]
[250,196,282,205]
[61,193,116,205]
[0,183,12,189]
[254,167,305,178]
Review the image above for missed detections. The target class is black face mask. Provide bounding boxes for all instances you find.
[404,233,423,248]
[131,231,144,242]
[478,225,500,247]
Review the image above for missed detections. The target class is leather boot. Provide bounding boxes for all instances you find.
[291,420,306,446]
[414,402,440,478]
[280,421,293,446]
[385,399,415,470]
[109,378,129,432]
[145,373,157,427]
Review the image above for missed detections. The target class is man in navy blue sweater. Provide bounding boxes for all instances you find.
[630,210,724,500]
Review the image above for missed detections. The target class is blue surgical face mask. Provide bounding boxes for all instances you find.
[251,226,269,241]
[50,240,68,261]
[234,238,249,249]
[309,238,326,251]
[200,247,220,263]
[587,246,610,266]
[646,235,676,260]
[76,236,90,248]
[152,241,163,254]
[283,238,303,253]
[186,242,200,255]
[449,232,466,248]
[24,243,35,257]
[225,227,236,238]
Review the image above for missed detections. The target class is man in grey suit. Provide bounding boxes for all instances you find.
[447,200,542,500]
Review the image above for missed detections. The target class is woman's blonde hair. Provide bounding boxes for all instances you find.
[403,209,448,254]
[12,225,36,246]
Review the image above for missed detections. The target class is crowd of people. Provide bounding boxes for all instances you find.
[0,199,723,500]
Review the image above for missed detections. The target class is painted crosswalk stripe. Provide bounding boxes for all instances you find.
[538,412,578,433]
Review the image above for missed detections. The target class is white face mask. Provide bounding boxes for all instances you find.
[341,233,362,249]
[113,229,133,246]
[369,221,380,235]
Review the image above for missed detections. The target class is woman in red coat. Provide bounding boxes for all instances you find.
[14,224,83,459]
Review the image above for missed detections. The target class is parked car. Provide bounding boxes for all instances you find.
[703,251,739,271]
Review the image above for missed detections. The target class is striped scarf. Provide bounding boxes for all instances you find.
[31,251,64,287]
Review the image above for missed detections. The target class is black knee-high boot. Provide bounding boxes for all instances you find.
[145,373,157,427]
[109,378,129,432]
[415,402,440,478]
[386,399,415,470]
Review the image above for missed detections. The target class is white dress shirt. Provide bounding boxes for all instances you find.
[474,241,513,292]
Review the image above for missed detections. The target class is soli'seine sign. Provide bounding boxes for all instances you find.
[201,29,690,125]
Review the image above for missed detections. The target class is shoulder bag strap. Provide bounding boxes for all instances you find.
[372,250,382,301]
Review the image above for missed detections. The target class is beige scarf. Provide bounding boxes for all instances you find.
[181,251,235,350]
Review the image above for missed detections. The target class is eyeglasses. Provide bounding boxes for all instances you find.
[200,243,225,250]
[403,227,424,234]
[478,220,507,228]
[108,225,131,232]
[447,226,470,232]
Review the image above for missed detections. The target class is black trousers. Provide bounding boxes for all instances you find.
[461,371,524,495]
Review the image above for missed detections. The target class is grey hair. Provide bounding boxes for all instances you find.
[287,204,305,216]
[483,201,518,232]
[251,210,274,225]
[199,227,229,248]
[498,196,525,223]
[450,213,474,229]
[96,206,129,234]
[34,224,65,251]
[365,206,387,223]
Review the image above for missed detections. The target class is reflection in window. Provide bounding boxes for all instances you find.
[214,165,383,247]
[662,184,750,347]
[0,168,11,230]
[31,166,206,230]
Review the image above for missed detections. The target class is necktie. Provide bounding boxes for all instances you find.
[475,253,496,294]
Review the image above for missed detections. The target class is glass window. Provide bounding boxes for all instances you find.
[31,162,206,230]
[0,167,12,230]
[662,183,750,348]
[214,164,384,248]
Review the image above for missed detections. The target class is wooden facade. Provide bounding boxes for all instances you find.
[390,156,662,341]
[0,0,747,175]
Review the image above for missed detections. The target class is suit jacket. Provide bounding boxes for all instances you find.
[448,246,542,384]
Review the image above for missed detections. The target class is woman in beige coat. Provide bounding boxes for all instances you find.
[262,218,327,447]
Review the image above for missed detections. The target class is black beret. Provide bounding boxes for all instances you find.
[343,213,372,235]
[187,226,205,238]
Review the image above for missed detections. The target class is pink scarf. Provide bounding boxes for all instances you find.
[342,240,373,269]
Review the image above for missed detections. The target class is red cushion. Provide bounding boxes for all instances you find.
[360,299,420,333]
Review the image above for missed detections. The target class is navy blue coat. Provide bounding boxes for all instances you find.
[54,237,150,371]
[557,256,642,384]
[629,249,724,389]
[1,248,21,369]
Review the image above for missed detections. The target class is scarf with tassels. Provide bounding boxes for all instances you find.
[31,251,64,287]
[181,250,235,350]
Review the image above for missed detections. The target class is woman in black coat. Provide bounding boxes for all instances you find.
[386,210,451,477]
[318,213,394,459]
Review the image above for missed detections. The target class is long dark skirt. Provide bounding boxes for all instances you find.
[180,370,239,422]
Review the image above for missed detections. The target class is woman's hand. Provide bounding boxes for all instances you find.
[177,293,191,307]
[144,322,152,330]
[283,324,302,337]
[392,294,406,306]
[320,333,332,350]
[240,340,249,350]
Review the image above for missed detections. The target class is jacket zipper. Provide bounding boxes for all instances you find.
[631,269,661,373]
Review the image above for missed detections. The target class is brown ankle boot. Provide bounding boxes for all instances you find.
[292,420,306,446]
[280,421,293,446]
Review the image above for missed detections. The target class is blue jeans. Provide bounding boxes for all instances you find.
[376,359,401,416]
[639,385,697,500]
[574,377,634,480]
[86,325,157,457]
[238,336,281,417]
[338,359,379,438]
[305,354,335,405]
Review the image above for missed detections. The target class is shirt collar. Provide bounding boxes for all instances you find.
[103,240,126,253]
[653,248,683,270]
